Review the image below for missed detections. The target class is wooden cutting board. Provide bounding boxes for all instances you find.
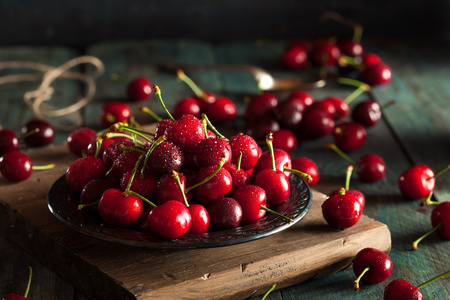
[0,141,391,300]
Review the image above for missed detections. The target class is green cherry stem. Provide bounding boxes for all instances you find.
[427,165,450,181]
[32,163,55,171]
[172,170,190,207]
[412,221,442,251]
[326,143,357,166]
[338,77,371,105]
[201,113,228,141]
[201,117,209,139]
[260,205,293,222]
[236,152,243,171]
[284,167,313,183]
[265,132,276,171]
[78,200,99,210]
[416,270,450,289]
[140,106,162,122]
[125,154,146,191]
[154,84,176,122]
[345,165,354,190]
[353,266,370,291]
[141,135,166,177]
[185,154,226,193]
[24,266,32,298]
[420,191,440,206]
[261,283,277,300]
[177,69,210,103]
[124,190,157,208]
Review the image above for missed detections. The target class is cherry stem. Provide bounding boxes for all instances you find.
[420,191,440,206]
[266,132,276,171]
[201,113,228,141]
[260,205,293,222]
[110,73,128,84]
[338,55,362,69]
[185,154,226,193]
[21,127,40,140]
[353,266,370,291]
[345,165,354,190]
[140,106,162,122]
[236,152,243,171]
[78,200,99,210]
[153,84,176,122]
[176,69,210,102]
[326,144,357,165]
[201,117,209,138]
[319,11,363,42]
[94,137,103,157]
[124,190,157,208]
[141,135,166,177]
[381,99,396,111]
[284,167,313,183]
[261,283,277,300]
[338,77,371,105]
[172,170,190,207]
[111,123,155,142]
[412,222,442,251]
[416,269,450,289]
[23,266,32,298]
[32,163,55,171]
[125,154,145,191]
[427,165,450,181]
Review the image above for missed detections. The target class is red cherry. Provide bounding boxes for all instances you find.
[286,39,313,54]
[413,202,450,250]
[156,172,193,205]
[291,157,319,187]
[243,92,278,122]
[148,200,192,239]
[253,148,292,179]
[165,114,205,151]
[362,53,382,68]
[192,137,232,168]
[192,164,232,205]
[255,169,290,206]
[0,128,19,156]
[322,188,363,230]
[232,185,267,225]
[65,156,106,192]
[187,204,210,234]
[204,96,237,124]
[101,102,132,128]
[272,129,298,154]
[332,121,367,152]
[102,140,135,168]
[127,77,153,102]
[206,196,243,231]
[273,101,303,132]
[154,118,174,140]
[356,154,386,182]
[285,90,314,112]
[3,267,33,300]
[136,206,154,232]
[352,247,393,290]
[21,119,54,147]
[79,178,117,213]
[0,151,33,182]
[362,63,392,86]
[98,188,143,227]
[224,163,251,194]
[398,165,435,199]
[67,127,97,157]
[280,45,308,70]
[229,133,261,170]
[192,90,216,112]
[338,39,364,58]
[146,141,184,176]
[302,109,335,138]
[311,39,341,66]
[86,136,116,158]
[120,170,158,200]
[351,99,382,127]
[172,97,202,119]
[384,279,423,300]
[246,117,281,141]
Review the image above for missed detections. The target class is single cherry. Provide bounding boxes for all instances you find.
[291,157,319,187]
[0,128,19,156]
[351,99,382,127]
[207,196,243,231]
[165,114,205,151]
[352,247,393,290]
[273,100,303,132]
[67,127,97,157]
[172,97,202,119]
[361,62,392,86]
[280,45,308,70]
[146,141,184,176]
[229,133,261,171]
[98,188,144,227]
[398,164,441,199]
[311,38,341,66]
[79,178,117,213]
[253,147,292,179]
[65,155,106,192]
[322,187,363,230]
[0,151,54,183]
[285,90,314,112]
[301,109,335,138]
[412,201,450,250]
[101,102,132,128]
[192,136,232,168]
[272,129,298,154]
[243,92,278,122]
[21,119,54,147]
[156,171,193,205]
[332,121,367,152]
[232,185,267,225]
[148,200,192,239]
[329,165,365,210]
[126,77,153,102]
[204,96,237,124]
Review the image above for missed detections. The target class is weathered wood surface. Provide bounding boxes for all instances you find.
[0,37,449,299]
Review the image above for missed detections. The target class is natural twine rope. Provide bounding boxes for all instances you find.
[0,56,104,131]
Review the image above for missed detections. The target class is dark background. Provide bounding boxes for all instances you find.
[0,0,449,48]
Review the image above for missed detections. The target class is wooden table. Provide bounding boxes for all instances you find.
[0,37,449,299]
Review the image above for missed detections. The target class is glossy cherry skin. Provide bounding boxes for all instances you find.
[156,172,193,205]
[356,154,386,182]
[224,163,251,195]
[204,96,237,124]
[154,118,174,140]
[229,133,261,170]
[362,63,392,86]
[207,196,243,231]
[253,148,292,179]
[322,191,363,230]
[21,119,54,147]
[148,200,192,239]
[431,202,450,239]
[330,188,365,210]
[273,101,303,132]
[86,136,116,158]
[0,151,32,182]
[120,170,158,200]
[146,141,184,176]
[291,157,319,187]
[102,140,135,168]
[286,39,313,54]
[325,96,349,120]
[272,129,298,154]
[352,248,393,286]
[243,92,278,122]
[384,279,423,300]
[108,150,144,183]
[307,98,337,117]
[311,40,341,66]
[192,137,232,168]
[192,90,216,112]
[127,77,153,102]
[193,166,233,205]
[398,165,435,199]
[281,45,308,70]
[165,114,205,151]
[187,204,210,234]
[246,117,281,141]
[67,127,97,157]
[101,102,132,128]
[254,169,290,206]
[2,294,28,300]
[65,156,106,192]
[79,178,117,213]
[0,128,19,156]
[338,39,364,58]
[362,53,382,68]
[232,185,267,225]
[351,99,382,127]
[172,97,202,119]
[302,109,335,138]
[98,188,143,227]
[285,90,314,112]
[332,121,367,152]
